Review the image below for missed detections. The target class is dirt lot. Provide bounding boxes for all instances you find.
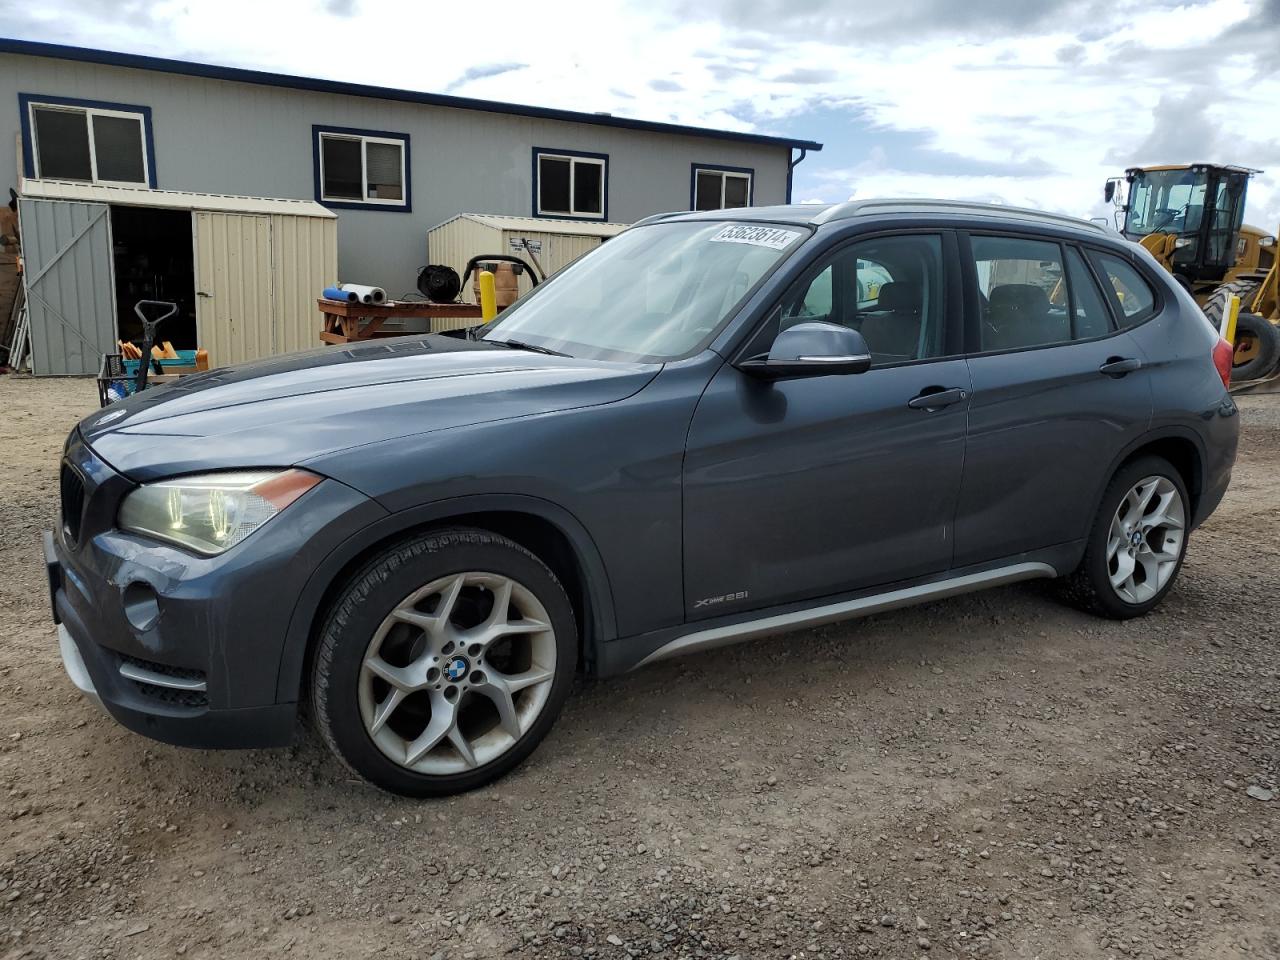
[0,375,1277,960]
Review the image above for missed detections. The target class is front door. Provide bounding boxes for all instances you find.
[683,232,969,619]
[193,212,273,366]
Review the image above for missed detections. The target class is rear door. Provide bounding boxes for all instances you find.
[683,231,970,617]
[194,212,273,366]
[19,198,117,376]
[953,233,1154,567]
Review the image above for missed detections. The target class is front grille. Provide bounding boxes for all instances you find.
[59,463,85,545]
[117,653,208,710]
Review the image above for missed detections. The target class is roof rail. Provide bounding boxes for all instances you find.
[811,198,1108,233]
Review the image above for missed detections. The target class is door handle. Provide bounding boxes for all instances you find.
[1099,356,1142,377]
[907,387,968,410]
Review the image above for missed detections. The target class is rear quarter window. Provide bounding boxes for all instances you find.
[1090,251,1158,327]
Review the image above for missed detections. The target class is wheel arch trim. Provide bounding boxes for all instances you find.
[275,493,617,704]
[1094,427,1207,524]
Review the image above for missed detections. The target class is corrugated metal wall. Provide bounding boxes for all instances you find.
[194,212,274,366]
[19,198,117,376]
[427,219,607,301]
[193,211,336,366]
[271,213,338,355]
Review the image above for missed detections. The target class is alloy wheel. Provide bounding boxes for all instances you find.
[1106,475,1185,604]
[357,572,557,775]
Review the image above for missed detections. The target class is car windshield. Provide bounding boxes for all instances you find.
[482,220,808,361]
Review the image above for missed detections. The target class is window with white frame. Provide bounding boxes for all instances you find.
[316,128,408,208]
[27,100,149,185]
[693,167,752,211]
[535,150,606,219]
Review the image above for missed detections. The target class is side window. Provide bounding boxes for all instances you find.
[1064,247,1114,339]
[1090,252,1158,327]
[776,234,946,365]
[971,236,1070,351]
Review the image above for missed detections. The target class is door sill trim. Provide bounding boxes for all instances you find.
[636,561,1057,669]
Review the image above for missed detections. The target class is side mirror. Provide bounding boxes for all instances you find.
[1104,180,1116,204]
[739,321,872,379]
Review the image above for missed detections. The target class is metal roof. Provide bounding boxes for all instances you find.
[0,39,824,154]
[18,178,338,218]
[435,213,630,237]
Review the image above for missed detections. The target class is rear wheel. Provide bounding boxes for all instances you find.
[1062,456,1190,619]
[1230,312,1280,382]
[312,528,577,797]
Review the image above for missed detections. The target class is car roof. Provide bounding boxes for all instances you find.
[639,198,1113,242]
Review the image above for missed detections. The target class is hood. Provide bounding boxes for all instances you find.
[84,336,658,481]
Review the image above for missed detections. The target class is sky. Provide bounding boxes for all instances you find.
[3,0,1279,228]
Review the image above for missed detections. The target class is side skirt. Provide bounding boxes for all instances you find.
[598,560,1061,675]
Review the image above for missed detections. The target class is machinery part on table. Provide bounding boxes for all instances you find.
[416,264,461,303]
[322,285,357,303]
[340,283,386,305]
[459,255,540,295]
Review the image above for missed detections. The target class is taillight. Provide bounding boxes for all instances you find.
[1212,338,1233,388]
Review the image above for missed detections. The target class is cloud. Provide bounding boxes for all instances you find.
[2,0,1277,227]
[772,67,838,84]
[445,62,527,91]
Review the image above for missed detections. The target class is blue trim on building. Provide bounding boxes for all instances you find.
[689,163,755,210]
[531,147,610,222]
[312,125,412,213]
[0,38,823,154]
[18,92,157,187]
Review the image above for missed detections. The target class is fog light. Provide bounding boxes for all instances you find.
[122,581,160,631]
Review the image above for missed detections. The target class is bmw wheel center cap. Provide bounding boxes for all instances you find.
[445,655,470,682]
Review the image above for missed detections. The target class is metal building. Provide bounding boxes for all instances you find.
[0,39,822,302]
[428,214,628,301]
[19,180,336,374]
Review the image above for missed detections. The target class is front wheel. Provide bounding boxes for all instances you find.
[312,528,577,797]
[1062,457,1190,619]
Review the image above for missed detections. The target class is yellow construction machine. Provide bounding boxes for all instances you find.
[1105,163,1279,380]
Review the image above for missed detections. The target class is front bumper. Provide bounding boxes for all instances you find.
[47,530,298,748]
[48,430,385,750]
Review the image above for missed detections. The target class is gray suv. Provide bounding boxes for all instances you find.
[46,200,1239,796]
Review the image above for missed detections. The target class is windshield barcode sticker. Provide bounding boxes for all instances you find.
[708,224,801,250]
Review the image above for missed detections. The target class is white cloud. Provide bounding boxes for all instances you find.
[7,0,1280,226]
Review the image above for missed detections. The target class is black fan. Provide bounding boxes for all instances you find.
[416,264,461,303]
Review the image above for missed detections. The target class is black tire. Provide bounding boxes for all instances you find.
[1201,277,1261,329]
[1060,456,1190,620]
[312,527,577,797]
[1229,312,1280,383]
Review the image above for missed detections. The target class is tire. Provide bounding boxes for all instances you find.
[1061,456,1190,620]
[312,527,577,797]
[1201,277,1261,329]
[1229,312,1280,383]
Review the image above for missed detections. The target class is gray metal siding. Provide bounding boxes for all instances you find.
[19,198,116,375]
[0,53,793,296]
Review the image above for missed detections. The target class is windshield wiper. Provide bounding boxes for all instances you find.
[486,338,571,357]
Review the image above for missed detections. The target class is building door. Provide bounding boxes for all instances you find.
[193,212,273,366]
[19,198,118,376]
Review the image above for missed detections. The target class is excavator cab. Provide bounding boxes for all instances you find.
[1110,164,1255,284]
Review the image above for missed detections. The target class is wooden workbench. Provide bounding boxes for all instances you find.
[319,298,484,344]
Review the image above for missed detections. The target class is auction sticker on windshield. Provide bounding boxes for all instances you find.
[709,224,802,250]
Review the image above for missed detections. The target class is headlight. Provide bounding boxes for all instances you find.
[118,469,321,555]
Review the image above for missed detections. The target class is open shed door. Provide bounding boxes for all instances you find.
[194,212,273,367]
[19,198,117,376]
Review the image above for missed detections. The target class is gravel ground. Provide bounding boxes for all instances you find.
[0,376,1277,960]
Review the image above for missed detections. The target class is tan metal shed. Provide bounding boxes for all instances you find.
[427,214,628,301]
[19,179,337,372]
